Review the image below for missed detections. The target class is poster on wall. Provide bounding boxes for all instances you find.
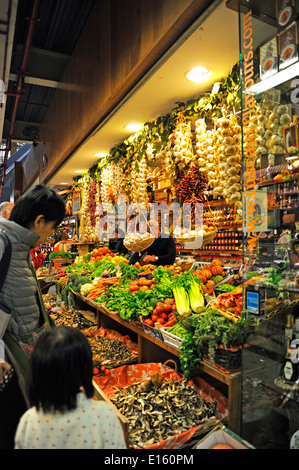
[260,37,278,79]
[278,22,298,69]
[252,190,268,232]
[72,192,81,214]
[276,0,296,29]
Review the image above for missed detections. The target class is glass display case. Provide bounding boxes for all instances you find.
[239,0,299,449]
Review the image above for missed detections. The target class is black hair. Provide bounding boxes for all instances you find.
[10,184,65,229]
[28,326,94,413]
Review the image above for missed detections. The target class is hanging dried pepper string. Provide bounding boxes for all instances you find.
[175,164,208,221]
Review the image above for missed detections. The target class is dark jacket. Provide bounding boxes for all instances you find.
[129,233,176,266]
[115,238,128,255]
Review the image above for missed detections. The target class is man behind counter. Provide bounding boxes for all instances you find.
[129,220,176,266]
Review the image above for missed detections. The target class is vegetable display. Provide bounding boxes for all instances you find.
[49,251,71,260]
[143,298,177,327]
[178,308,251,379]
[100,162,125,210]
[79,178,97,242]
[53,248,249,383]
[255,99,290,158]
[175,163,207,205]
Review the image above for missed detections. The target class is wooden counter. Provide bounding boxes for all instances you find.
[73,294,241,434]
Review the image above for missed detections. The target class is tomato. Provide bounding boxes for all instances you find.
[140,286,149,291]
[151,314,158,323]
[172,304,177,311]
[164,299,174,305]
[158,318,165,325]
[93,367,100,375]
[144,319,153,326]
[163,304,172,312]
[161,313,168,320]
[101,365,106,371]
[104,369,111,376]
[155,306,164,314]
[156,302,164,308]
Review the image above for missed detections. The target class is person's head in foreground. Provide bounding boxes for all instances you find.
[28,326,94,413]
[10,185,65,247]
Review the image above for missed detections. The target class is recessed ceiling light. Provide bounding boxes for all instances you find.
[186,67,212,83]
[94,152,107,157]
[73,169,87,173]
[125,123,143,132]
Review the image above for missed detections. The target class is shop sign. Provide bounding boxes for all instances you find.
[242,10,258,252]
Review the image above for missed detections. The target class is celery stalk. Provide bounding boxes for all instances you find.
[188,280,205,313]
[173,286,191,316]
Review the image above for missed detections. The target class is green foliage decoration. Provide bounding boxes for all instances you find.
[72,62,240,186]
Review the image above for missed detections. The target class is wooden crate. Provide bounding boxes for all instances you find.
[93,380,130,448]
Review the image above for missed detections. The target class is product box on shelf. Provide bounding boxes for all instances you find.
[195,425,254,449]
[140,316,164,342]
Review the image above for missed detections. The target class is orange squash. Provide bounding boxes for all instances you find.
[210,259,222,267]
[211,265,223,276]
[201,268,212,280]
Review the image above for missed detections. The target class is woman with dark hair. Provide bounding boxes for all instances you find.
[0,185,66,448]
[14,326,127,449]
[54,231,70,252]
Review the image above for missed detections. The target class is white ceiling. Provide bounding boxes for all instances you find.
[49,1,240,187]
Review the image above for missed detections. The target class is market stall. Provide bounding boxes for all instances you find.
[41,40,299,447]
[35,62,254,448]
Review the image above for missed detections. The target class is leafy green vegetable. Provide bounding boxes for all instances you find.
[178,308,252,379]
[49,251,71,259]
[215,284,235,292]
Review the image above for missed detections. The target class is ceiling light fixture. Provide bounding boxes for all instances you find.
[186,67,212,83]
[125,123,143,132]
[73,169,87,173]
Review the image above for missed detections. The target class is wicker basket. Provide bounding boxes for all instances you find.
[176,230,217,247]
[123,236,155,253]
